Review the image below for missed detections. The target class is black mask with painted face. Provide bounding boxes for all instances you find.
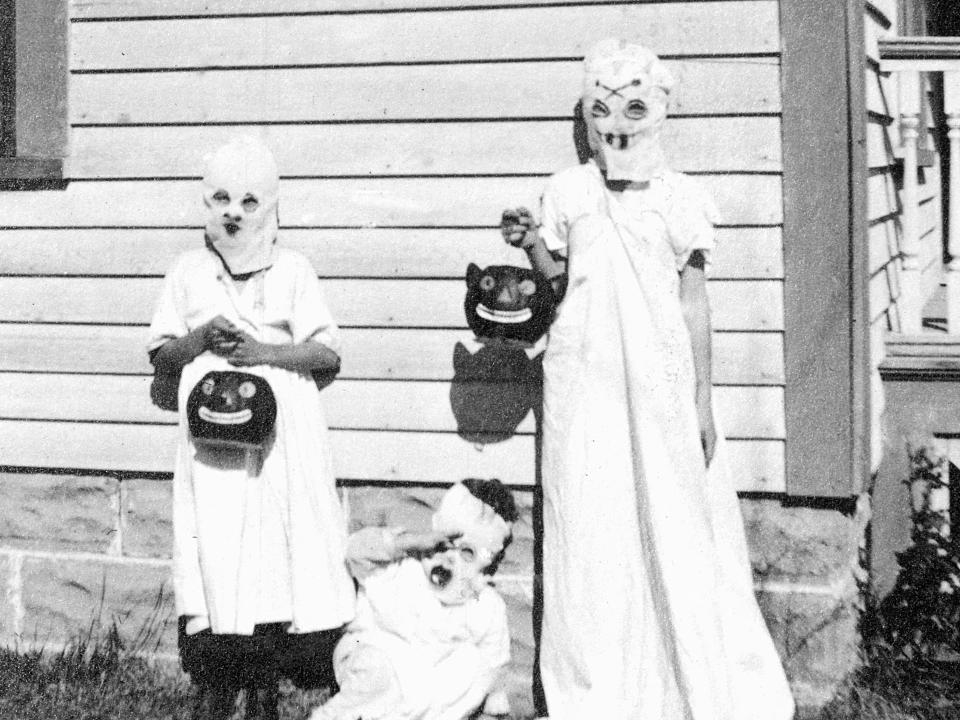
[187,371,277,450]
[464,263,556,345]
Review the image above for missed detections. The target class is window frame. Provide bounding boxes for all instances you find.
[0,0,68,181]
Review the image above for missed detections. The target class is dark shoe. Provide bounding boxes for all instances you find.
[244,682,279,720]
[192,683,239,720]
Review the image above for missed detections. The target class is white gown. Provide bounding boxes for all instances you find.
[148,246,356,635]
[537,162,795,720]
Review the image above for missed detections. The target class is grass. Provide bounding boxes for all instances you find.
[0,634,330,720]
[0,587,956,720]
[1,633,959,720]
[818,655,960,720]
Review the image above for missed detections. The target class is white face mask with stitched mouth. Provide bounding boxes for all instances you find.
[202,137,280,276]
[582,39,673,183]
[425,482,512,605]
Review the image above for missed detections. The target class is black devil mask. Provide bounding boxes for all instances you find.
[187,371,277,450]
[464,263,556,346]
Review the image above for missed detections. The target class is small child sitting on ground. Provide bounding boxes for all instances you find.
[311,478,518,720]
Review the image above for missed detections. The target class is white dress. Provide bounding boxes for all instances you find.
[148,246,356,635]
[537,161,795,720]
[314,528,510,720]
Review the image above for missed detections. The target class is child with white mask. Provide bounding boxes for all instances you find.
[500,40,795,720]
[148,136,355,720]
[311,479,517,720]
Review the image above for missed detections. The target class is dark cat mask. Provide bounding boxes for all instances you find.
[187,371,277,450]
[464,263,555,345]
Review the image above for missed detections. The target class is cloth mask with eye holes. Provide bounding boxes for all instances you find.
[187,371,277,450]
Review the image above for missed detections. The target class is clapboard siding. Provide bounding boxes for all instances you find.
[0,278,784,331]
[70,0,774,20]
[0,420,536,484]
[0,0,787,492]
[67,118,782,177]
[0,374,784,439]
[0,419,785,491]
[0,326,785,386]
[0,227,784,279]
[0,177,782,227]
[70,3,779,69]
[866,68,893,118]
[70,61,781,124]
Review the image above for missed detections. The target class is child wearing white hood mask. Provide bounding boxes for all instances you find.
[148,137,355,720]
[311,479,517,720]
[500,40,795,720]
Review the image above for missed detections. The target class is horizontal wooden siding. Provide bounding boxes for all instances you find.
[0,0,785,490]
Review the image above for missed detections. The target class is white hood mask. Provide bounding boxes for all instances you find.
[202,136,280,276]
[582,39,674,183]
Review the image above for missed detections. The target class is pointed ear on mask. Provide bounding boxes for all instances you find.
[466,263,481,287]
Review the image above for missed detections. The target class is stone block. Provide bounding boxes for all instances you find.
[346,486,443,533]
[0,473,118,553]
[122,478,173,559]
[0,554,16,647]
[757,581,862,711]
[740,498,860,584]
[20,556,177,655]
[498,580,536,720]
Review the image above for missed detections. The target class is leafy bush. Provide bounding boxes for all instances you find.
[871,443,960,660]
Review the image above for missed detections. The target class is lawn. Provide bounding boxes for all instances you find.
[1,631,958,720]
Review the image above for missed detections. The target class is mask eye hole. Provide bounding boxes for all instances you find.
[211,190,230,206]
[518,279,536,296]
[241,194,259,212]
[590,100,610,118]
[624,100,648,120]
[457,544,477,562]
[238,381,256,399]
[479,275,496,291]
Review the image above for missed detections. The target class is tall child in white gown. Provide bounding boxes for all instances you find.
[500,39,796,720]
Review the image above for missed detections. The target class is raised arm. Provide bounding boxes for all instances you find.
[501,207,568,299]
[679,249,716,466]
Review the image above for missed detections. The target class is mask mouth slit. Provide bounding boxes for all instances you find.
[476,304,533,324]
[198,407,253,425]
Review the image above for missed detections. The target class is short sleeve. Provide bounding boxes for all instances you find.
[147,257,190,356]
[289,255,342,354]
[539,175,570,257]
[663,175,722,273]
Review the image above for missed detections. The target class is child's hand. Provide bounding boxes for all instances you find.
[501,207,539,249]
[227,332,277,367]
[395,531,460,557]
[202,315,241,355]
[697,396,717,467]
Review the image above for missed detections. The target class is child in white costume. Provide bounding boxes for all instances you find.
[501,40,796,720]
[148,137,355,720]
[311,479,517,720]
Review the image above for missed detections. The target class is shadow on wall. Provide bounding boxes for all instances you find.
[449,341,542,445]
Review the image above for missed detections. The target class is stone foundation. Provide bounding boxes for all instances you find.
[0,471,870,716]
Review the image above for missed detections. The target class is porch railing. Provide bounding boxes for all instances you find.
[879,37,960,334]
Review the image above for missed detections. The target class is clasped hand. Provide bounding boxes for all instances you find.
[500,207,539,249]
[697,394,717,468]
[202,315,275,366]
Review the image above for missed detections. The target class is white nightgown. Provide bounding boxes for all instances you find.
[537,161,795,720]
[148,246,356,636]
